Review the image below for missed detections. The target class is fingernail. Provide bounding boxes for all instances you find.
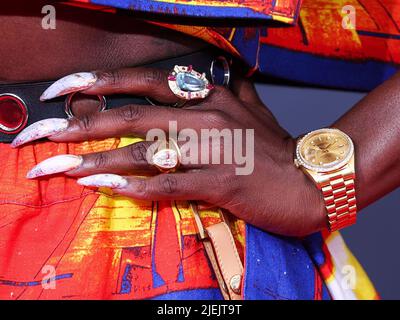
[40,72,97,101]
[11,118,69,148]
[77,174,128,189]
[27,155,83,179]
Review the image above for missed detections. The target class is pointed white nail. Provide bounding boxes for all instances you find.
[27,155,83,179]
[11,118,69,148]
[77,174,128,189]
[40,72,97,101]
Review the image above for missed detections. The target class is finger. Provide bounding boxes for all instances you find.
[11,103,221,146]
[25,140,202,179]
[231,76,264,107]
[203,80,279,127]
[66,140,201,177]
[77,173,216,202]
[192,85,240,114]
[40,68,178,104]
[24,146,152,179]
[65,141,159,177]
[229,75,282,123]
[202,81,262,112]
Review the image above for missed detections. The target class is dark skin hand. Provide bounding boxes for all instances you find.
[12,67,400,237]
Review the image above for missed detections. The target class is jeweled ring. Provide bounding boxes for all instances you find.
[151,139,181,173]
[168,65,213,101]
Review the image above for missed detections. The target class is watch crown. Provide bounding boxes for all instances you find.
[294,158,300,168]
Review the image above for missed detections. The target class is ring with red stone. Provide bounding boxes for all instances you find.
[151,138,181,173]
[168,65,214,101]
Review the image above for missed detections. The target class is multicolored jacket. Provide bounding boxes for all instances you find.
[2,0,394,299]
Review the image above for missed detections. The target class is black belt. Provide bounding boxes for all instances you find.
[0,49,232,143]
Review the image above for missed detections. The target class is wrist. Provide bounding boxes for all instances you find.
[286,138,328,236]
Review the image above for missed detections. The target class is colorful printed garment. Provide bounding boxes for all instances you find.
[69,0,400,91]
[0,0,387,299]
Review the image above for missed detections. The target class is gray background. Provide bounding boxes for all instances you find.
[255,83,400,299]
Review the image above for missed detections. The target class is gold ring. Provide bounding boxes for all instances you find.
[151,138,181,173]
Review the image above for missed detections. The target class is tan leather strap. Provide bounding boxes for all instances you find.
[190,202,243,300]
[201,237,231,300]
[206,222,244,300]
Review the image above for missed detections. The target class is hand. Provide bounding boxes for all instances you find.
[12,67,327,237]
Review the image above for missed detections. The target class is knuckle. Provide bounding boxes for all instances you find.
[213,85,228,95]
[204,110,228,127]
[128,142,149,163]
[77,114,94,132]
[97,70,123,87]
[228,175,240,195]
[118,104,143,123]
[157,175,178,194]
[139,69,165,87]
[216,173,237,197]
[93,152,110,169]
[212,85,231,100]
[133,179,148,197]
[210,86,237,110]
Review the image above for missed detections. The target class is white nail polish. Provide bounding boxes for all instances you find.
[11,118,69,148]
[77,174,128,189]
[27,155,83,179]
[40,72,97,101]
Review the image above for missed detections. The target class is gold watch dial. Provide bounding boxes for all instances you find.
[296,128,353,172]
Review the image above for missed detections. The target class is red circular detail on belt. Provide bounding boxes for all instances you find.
[0,95,28,134]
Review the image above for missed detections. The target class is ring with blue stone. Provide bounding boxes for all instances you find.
[168,65,214,101]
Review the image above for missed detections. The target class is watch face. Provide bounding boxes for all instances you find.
[296,128,354,172]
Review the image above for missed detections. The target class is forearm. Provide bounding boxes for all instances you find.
[334,71,400,211]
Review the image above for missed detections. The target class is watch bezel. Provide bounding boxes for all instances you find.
[296,128,354,173]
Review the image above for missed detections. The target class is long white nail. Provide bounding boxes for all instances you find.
[11,118,69,148]
[27,155,83,179]
[40,72,97,101]
[77,174,128,189]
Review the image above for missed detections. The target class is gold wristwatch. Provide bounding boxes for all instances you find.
[294,128,357,232]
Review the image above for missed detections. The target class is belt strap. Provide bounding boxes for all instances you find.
[190,202,243,300]
[0,49,229,143]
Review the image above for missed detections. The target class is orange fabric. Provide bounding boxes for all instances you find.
[0,139,116,298]
[0,138,245,299]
